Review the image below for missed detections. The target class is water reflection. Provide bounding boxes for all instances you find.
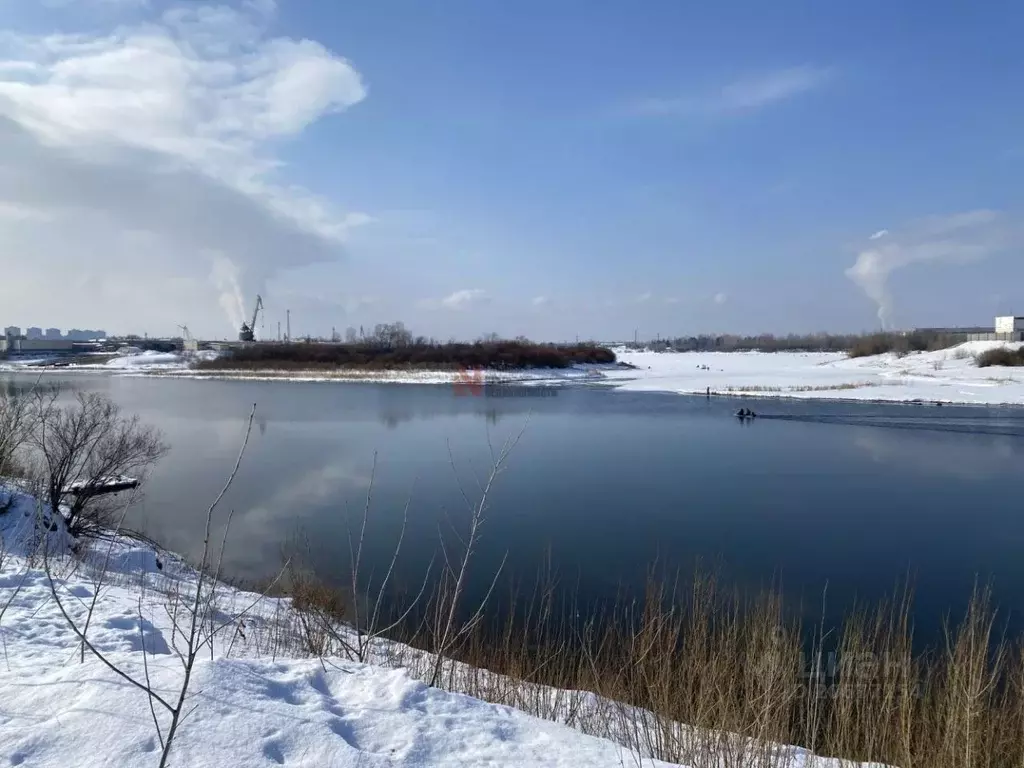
[3,372,1024,641]
[851,428,1024,481]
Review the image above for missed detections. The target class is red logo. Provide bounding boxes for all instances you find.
[453,366,485,396]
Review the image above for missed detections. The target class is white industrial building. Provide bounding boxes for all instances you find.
[995,316,1024,334]
[0,338,77,358]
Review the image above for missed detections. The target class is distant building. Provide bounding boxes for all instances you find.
[66,329,108,341]
[3,339,76,356]
[3,326,20,338]
[44,328,61,340]
[995,316,1024,334]
[26,327,42,340]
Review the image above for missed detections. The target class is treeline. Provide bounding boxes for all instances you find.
[199,339,617,371]
[632,330,962,357]
[846,330,964,358]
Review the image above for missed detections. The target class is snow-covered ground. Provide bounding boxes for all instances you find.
[602,341,1024,405]
[0,487,876,768]
[3,341,1023,406]
[0,489,673,768]
[0,349,216,373]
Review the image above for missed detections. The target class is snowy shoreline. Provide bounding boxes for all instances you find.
[603,341,1024,406]
[4,341,1024,406]
[2,486,857,768]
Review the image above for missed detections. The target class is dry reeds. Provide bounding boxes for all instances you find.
[266,563,1024,768]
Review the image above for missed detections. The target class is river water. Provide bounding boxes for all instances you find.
[6,373,1024,639]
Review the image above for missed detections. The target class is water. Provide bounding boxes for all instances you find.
[6,373,1024,639]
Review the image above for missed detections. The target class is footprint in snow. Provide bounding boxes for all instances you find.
[262,739,285,765]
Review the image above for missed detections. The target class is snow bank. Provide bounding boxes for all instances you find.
[0,349,224,374]
[164,365,608,385]
[602,342,1024,405]
[0,496,878,767]
[0,507,682,767]
[0,603,669,767]
[104,350,184,369]
[1,485,77,554]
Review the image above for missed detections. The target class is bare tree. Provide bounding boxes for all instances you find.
[43,404,259,768]
[428,421,527,687]
[371,322,413,349]
[0,380,39,482]
[31,391,167,536]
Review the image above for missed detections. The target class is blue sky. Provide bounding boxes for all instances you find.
[1,0,1022,339]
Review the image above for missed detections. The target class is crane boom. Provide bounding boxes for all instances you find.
[250,295,263,333]
[238,294,264,342]
[178,324,198,356]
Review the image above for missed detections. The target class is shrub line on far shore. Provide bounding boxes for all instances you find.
[194,340,616,372]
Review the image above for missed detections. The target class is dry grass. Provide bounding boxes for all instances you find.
[725,382,881,394]
[243,565,1024,768]
[26,489,1024,768]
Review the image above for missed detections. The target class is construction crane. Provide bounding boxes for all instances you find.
[239,295,264,342]
[178,325,198,357]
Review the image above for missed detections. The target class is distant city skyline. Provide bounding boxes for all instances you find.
[4,326,107,341]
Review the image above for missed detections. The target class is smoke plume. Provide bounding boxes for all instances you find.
[210,254,248,332]
[845,210,1007,329]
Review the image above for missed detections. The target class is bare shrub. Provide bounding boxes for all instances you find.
[270,540,1024,768]
[976,346,1024,368]
[0,379,41,484]
[42,403,265,768]
[30,390,167,536]
[195,338,615,372]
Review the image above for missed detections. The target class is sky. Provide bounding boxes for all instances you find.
[0,0,1022,341]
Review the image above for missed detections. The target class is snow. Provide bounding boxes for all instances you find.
[602,341,1024,405]
[0,501,676,767]
[162,366,609,386]
[0,486,880,768]
[104,350,187,369]
[66,474,139,493]
[0,349,223,374]
[4,339,1022,406]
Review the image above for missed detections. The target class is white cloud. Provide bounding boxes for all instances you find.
[41,0,150,7]
[419,289,491,311]
[713,292,728,305]
[845,210,1014,329]
[341,295,378,314]
[440,289,489,310]
[635,292,653,303]
[0,2,368,336]
[664,297,680,305]
[531,295,549,307]
[0,201,53,222]
[633,65,830,117]
[718,66,830,111]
